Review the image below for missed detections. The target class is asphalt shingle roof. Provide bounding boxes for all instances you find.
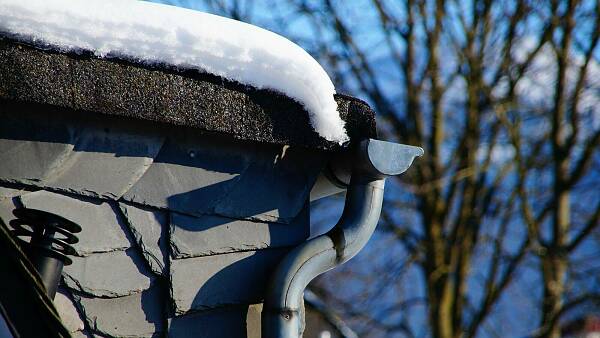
[0,37,376,150]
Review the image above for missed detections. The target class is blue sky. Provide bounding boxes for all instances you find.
[146,1,600,337]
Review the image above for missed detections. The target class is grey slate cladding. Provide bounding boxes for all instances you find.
[70,331,95,338]
[122,132,324,223]
[19,191,130,255]
[0,89,332,337]
[0,37,377,150]
[41,126,163,200]
[54,287,86,333]
[0,110,75,186]
[0,104,322,224]
[0,196,17,226]
[0,31,379,337]
[168,304,263,337]
[0,109,165,200]
[170,205,309,258]
[63,248,154,298]
[170,248,290,314]
[119,203,169,276]
[72,283,166,338]
[0,186,29,199]
[3,151,313,337]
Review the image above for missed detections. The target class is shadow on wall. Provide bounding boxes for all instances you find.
[168,303,264,337]
[156,126,321,334]
[155,129,324,225]
[163,145,314,327]
[0,100,324,224]
[0,101,328,336]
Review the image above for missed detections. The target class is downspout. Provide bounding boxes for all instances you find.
[263,138,423,338]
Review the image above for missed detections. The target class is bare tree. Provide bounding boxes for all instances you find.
[172,0,600,336]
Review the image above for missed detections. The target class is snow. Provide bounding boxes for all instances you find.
[0,0,349,144]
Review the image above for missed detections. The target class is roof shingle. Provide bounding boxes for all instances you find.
[0,37,376,150]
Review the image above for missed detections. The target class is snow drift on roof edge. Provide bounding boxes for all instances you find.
[0,0,349,144]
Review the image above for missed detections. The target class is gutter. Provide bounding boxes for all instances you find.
[262,138,423,338]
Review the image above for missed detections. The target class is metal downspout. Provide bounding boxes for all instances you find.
[262,139,423,338]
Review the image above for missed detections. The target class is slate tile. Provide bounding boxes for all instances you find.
[0,186,29,199]
[0,108,164,200]
[0,112,75,185]
[63,248,153,298]
[43,126,164,200]
[121,134,250,218]
[170,204,308,258]
[170,249,289,313]
[54,287,86,333]
[72,331,109,338]
[167,304,262,338]
[212,145,324,223]
[19,191,130,254]
[0,136,73,186]
[72,283,165,338]
[122,133,323,223]
[71,331,94,338]
[119,203,169,276]
[0,197,16,226]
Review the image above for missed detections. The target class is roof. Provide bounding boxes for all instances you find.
[0,37,377,150]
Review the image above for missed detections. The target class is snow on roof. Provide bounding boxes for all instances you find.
[0,0,349,144]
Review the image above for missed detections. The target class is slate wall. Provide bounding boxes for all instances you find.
[0,106,327,337]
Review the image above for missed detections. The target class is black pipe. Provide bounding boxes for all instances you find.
[10,208,81,299]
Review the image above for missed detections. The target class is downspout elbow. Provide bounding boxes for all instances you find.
[262,139,423,338]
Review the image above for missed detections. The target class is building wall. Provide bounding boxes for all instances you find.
[0,107,328,337]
